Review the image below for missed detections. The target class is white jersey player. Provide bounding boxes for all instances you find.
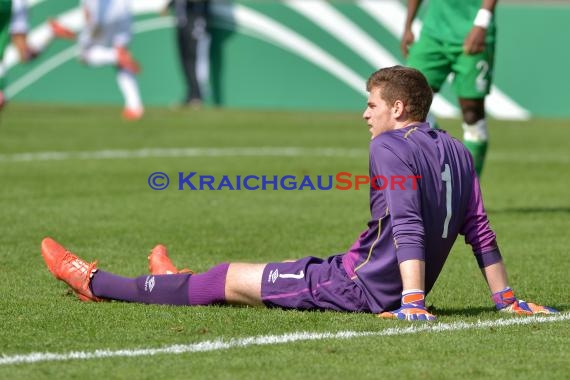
[80,0,143,120]
[0,0,74,111]
[10,0,75,61]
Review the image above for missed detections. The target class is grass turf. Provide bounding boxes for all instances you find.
[0,104,568,379]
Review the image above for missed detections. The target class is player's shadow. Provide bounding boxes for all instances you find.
[430,304,566,317]
[428,306,492,317]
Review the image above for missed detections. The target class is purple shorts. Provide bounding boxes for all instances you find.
[261,255,371,312]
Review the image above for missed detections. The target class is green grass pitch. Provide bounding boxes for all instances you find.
[0,104,568,379]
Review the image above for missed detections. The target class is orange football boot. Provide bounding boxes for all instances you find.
[148,244,193,275]
[122,107,144,121]
[117,46,141,74]
[49,19,76,40]
[41,237,102,302]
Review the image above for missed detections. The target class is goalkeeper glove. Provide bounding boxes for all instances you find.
[378,290,436,321]
[492,287,558,315]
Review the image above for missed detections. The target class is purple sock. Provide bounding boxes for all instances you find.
[188,263,229,305]
[90,270,192,305]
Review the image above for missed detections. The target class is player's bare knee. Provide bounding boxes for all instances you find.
[225,263,265,306]
[460,101,485,125]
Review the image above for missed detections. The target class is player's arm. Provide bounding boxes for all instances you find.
[462,168,558,315]
[401,0,423,58]
[371,145,435,321]
[463,0,498,55]
[483,261,558,314]
[10,0,37,62]
[11,35,39,62]
[10,34,29,62]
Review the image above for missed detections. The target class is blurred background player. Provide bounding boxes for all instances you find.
[10,0,75,62]
[163,0,210,108]
[0,0,74,110]
[79,0,143,120]
[401,0,498,177]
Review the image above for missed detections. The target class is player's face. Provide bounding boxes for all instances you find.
[362,87,396,139]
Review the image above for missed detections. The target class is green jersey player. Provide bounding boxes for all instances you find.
[0,0,11,109]
[402,0,498,176]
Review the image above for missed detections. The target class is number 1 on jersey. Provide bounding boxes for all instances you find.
[441,164,452,238]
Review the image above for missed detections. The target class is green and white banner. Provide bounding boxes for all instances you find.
[3,0,569,118]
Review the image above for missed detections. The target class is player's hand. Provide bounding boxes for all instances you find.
[22,48,39,63]
[492,287,558,315]
[500,300,558,315]
[463,26,486,55]
[400,28,415,58]
[378,290,436,321]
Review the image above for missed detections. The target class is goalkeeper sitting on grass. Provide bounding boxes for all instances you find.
[40,66,557,321]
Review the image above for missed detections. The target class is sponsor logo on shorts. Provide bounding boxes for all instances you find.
[268,269,279,283]
[145,275,156,293]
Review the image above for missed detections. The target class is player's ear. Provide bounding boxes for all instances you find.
[393,100,405,118]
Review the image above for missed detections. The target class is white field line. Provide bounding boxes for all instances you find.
[1,313,568,366]
[0,147,367,162]
[0,147,568,164]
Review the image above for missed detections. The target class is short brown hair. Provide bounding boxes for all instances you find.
[366,66,433,122]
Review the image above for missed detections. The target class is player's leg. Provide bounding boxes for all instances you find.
[458,97,487,176]
[81,43,142,119]
[112,9,143,119]
[176,19,202,105]
[406,33,451,129]
[117,68,143,120]
[147,245,264,305]
[49,19,75,40]
[452,43,495,177]
[93,262,262,306]
[41,237,256,306]
[81,45,118,66]
[90,262,230,305]
[27,19,77,58]
[225,263,266,306]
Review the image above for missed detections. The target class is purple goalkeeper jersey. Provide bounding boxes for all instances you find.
[341,122,502,313]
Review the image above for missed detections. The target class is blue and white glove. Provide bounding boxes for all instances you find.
[492,287,558,315]
[378,290,436,321]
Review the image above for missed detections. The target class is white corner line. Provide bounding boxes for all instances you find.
[1,313,568,366]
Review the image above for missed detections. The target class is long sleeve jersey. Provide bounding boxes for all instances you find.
[342,123,501,313]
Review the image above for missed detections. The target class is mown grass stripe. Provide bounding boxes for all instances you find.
[0,147,568,164]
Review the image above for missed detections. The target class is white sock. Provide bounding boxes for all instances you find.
[116,69,142,111]
[82,46,117,66]
[462,119,488,142]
